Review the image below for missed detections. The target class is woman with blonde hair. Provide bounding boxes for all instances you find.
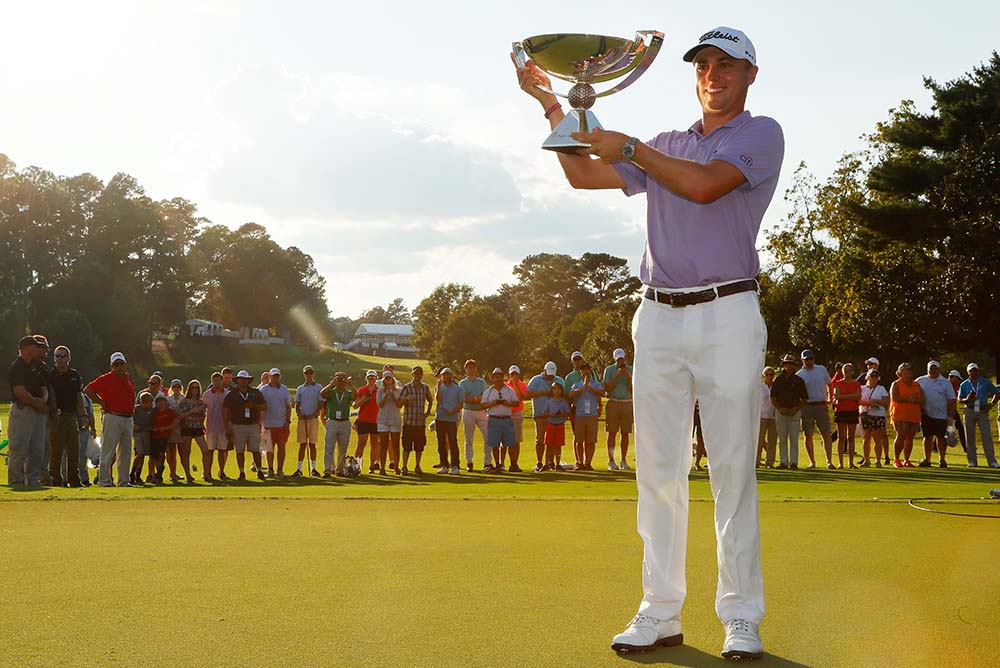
[177,379,208,483]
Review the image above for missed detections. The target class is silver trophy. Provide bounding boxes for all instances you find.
[513,31,664,153]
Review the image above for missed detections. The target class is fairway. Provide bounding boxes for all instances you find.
[1,498,997,668]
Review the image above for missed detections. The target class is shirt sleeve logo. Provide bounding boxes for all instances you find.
[739,154,753,167]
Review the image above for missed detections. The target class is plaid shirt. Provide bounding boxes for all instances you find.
[400,381,432,426]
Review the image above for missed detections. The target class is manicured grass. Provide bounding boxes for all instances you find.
[1,498,996,668]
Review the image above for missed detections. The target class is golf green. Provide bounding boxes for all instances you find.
[1,498,997,667]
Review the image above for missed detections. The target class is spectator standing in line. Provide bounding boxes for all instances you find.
[526,362,565,472]
[564,351,588,469]
[859,369,890,467]
[770,354,807,469]
[434,368,464,475]
[164,379,186,482]
[376,371,403,474]
[223,370,267,480]
[130,392,154,484]
[320,372,356,477]
[77,390,98,486]
[260,368,292,478]
[958,363,999,468]
[221,367,234,393]
[293,365,323,478]
[202,372,230,481]
[542,382,571,470]
[148,395,178,483]
[399,365,433,475]
[354,370,381,472]
[756,367,777,468]
[176,379,207,483]
[481,367,519,472]
[602,348,634,471]
[568,361,606,470]
[796,349,834,469]
[889,363,924,468]
[692,402,707,471]
[915,361,956,468]
[831,363,861,469]
[855,357,881,384]
[141,374,166,402]
[947,370,967,453]
[47,345,86,487]
[505,365,528,472]
[7,336,51,487]
[85,352,136,487]
[459,359,488,472]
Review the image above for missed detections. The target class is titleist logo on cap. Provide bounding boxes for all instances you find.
[700,30,741,44]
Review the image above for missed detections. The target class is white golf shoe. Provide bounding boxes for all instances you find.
[722,619,763,661]
[610,614,683,654]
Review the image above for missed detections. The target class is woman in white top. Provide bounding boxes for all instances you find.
[858,369,891,467]
[756,367,777,467]
[376,372,403,475]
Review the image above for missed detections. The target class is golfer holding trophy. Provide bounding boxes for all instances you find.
[513,27,784,661]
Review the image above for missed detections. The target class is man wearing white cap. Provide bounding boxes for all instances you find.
[526,362,565,472]
[259,368,292,478]
[603,348,634,470]
[505,365,528,472]
[515,24,782,660]
[84,352,137,487]
[957,363,1000,467]
[564,351,588,468]
[914,361,956,467]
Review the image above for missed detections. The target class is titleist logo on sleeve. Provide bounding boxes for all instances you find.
[700,30,740,44]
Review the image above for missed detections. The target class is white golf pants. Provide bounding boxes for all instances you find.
[632,287,766,625]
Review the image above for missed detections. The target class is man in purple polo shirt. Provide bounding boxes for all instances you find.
[515,27,782,661]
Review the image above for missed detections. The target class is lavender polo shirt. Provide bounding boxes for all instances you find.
[613,110,784,289]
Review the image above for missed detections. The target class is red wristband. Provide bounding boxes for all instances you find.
[543,102,562,119]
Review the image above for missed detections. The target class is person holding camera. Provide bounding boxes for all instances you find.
[603,347,634,470]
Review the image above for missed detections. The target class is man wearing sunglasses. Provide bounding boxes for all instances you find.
[47,345,86,487]
[6,335,51,486]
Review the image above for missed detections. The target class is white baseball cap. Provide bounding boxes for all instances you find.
[866,357,879,365]
[268,368,281,376]
[613,348,626,360]
[508,365,520,374]
[365,370,378,378]
[110,352,126,364]
[382,370,394,379]
[170,378,183,387]
[571,351,583,360]
[683,26,757,66]
[236,370,252,379]
[928,360,941,369]
[544,361,557,375]
[967,363,979,371]
[948,369,962,379]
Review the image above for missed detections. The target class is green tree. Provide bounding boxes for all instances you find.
[412,283,476,366]
[438,302,519,372]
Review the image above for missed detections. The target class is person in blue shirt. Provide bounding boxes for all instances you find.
[957,363,1000,467]
[568,361,607,470]
[526,361,565,472]
[434,368,465,475]
[542,383,571,471]
[459,359,489,472]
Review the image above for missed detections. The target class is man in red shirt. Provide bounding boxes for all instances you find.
[84,352,136,487]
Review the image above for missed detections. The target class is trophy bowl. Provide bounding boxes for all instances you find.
[513,31,664,153]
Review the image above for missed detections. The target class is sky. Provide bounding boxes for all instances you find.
[2,1,997,319]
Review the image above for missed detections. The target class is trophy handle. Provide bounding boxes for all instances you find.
[512,41,565,99]
[595,30,664,98]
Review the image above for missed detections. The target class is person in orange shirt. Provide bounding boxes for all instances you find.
[890,363,924,467]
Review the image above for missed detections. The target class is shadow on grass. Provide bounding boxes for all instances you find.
[616,645,810,667]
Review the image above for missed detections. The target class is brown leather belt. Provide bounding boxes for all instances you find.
[644,279,758,308]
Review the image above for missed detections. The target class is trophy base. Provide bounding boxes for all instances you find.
[542,109,604,154]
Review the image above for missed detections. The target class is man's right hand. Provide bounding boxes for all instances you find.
[511,55,558,108]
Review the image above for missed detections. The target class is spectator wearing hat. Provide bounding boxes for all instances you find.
[568,361,606,470]
[603,348,634,471]
[376,371,403,474]
[47,345,86,487]
[564,351,588,467]
[756,367,777,468]
[796,349,834,469]
[139,374,166,404]
[320,372,356,477]
[294,365,323,477]
[831,363,862,469]
[505,365,528,471]
[353,370,381,472]
[890,363,924,467]
[434,368,464,474]
[958,363,999,467]
[947,370,967,453]
[223,370,267,480]
[770,354,808,469]
[399,365,433,475]
[85,352,136,487]
[6,335,51,487]
[859,369,890,467]
[856,357,881,385]
[482,368,519,472]
[526,362,566,472]
[915,361,956,468]
[459,359,488,472]
[259,368,292,478]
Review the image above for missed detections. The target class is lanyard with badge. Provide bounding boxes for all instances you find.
[241,391,251,419]
[970,378,981,412]
[332,389,347,420]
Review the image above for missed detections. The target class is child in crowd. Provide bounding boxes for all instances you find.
[543,382,571,471]
[149,395,178,484]
[131,391,154,485]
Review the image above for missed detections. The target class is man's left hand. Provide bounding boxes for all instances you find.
[572,129,630,162]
